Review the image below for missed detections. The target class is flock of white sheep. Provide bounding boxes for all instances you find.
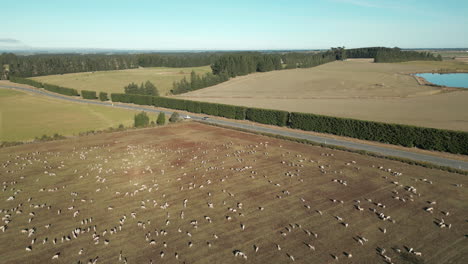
[0,125,466,263]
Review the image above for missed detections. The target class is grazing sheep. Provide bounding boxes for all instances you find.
[305,243,315,250]
[254,245,259,252]
[52,252,60,260]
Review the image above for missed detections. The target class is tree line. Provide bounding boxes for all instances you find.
[171,71,229,94]
[124,81,160,96]
[211,53,282,77]
[374,49,442,63]
[0,52,222,79]
[1,48,443,80]
[281,52,336,69]
[346,47,442,62]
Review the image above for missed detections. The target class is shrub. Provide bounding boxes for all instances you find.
[81,90,97,99]
[134,112,150,127]
[99,92,108,101]
[157,112,166,125]
[169,112,181,123]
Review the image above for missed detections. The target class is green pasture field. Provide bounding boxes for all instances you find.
[0,88,149,141]
[31,66,212,96]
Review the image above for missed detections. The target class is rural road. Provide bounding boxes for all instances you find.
[2,83,468,171]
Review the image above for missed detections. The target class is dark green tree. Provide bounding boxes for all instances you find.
[156,112,166,125]
[124,82,139,94]
[169,112,180,123]
[134,112,150,127]
[144,81,159,96]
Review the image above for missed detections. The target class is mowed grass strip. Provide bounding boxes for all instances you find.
[0,88,144,141]
[31,66,212,96]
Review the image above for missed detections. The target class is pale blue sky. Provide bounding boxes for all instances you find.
[1,0,467,50]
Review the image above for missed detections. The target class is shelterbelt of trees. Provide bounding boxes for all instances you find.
[0,47,440,80]
[0,53,221,78]
[346,47,442,62]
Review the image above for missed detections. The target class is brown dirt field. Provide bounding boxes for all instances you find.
[0,122,466,263]
[178,60,468,131]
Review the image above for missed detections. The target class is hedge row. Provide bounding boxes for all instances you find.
[99,92,108,101]
[110,93,468,155]
[289,112,468,155]
[246,107,288,126]
[110,93,249,121]
[9,76,79,96]
[43,83,79,96]
[81,90,97,99]
[9,76,43,88]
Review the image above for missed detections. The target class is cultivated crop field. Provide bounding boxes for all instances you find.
[0,85,141,141]
[1,122,466,263]
[30,66,212,96]
[178,60,468,131]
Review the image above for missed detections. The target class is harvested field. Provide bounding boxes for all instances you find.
[0,122,466,263]
[178,60,468,131]
[30,66,212,96]
[0,85,142,141]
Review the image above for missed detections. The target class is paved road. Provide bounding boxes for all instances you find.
[2,83,467,171]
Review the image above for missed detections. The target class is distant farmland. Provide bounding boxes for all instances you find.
[178,60,468,131]
[0,122,466,263]
[0,85,141,141]
[31,66,212,96]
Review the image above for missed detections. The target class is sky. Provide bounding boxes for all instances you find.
[1,0,467,50]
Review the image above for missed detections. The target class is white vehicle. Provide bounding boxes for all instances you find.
[184,115,191,119]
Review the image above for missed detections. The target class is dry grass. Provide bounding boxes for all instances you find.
[178,60,468,131]
[0,122,466,263]
[30,66,212,96]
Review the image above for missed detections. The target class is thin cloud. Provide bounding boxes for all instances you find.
[331,0,406,10]
[0,38,21,43]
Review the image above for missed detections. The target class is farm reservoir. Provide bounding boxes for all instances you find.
[415,73,468,88]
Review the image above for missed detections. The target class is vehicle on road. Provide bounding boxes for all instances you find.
[202,116,209,120]
[184,115,191,119]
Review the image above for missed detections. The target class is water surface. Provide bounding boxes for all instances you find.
[415,73,468,88]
